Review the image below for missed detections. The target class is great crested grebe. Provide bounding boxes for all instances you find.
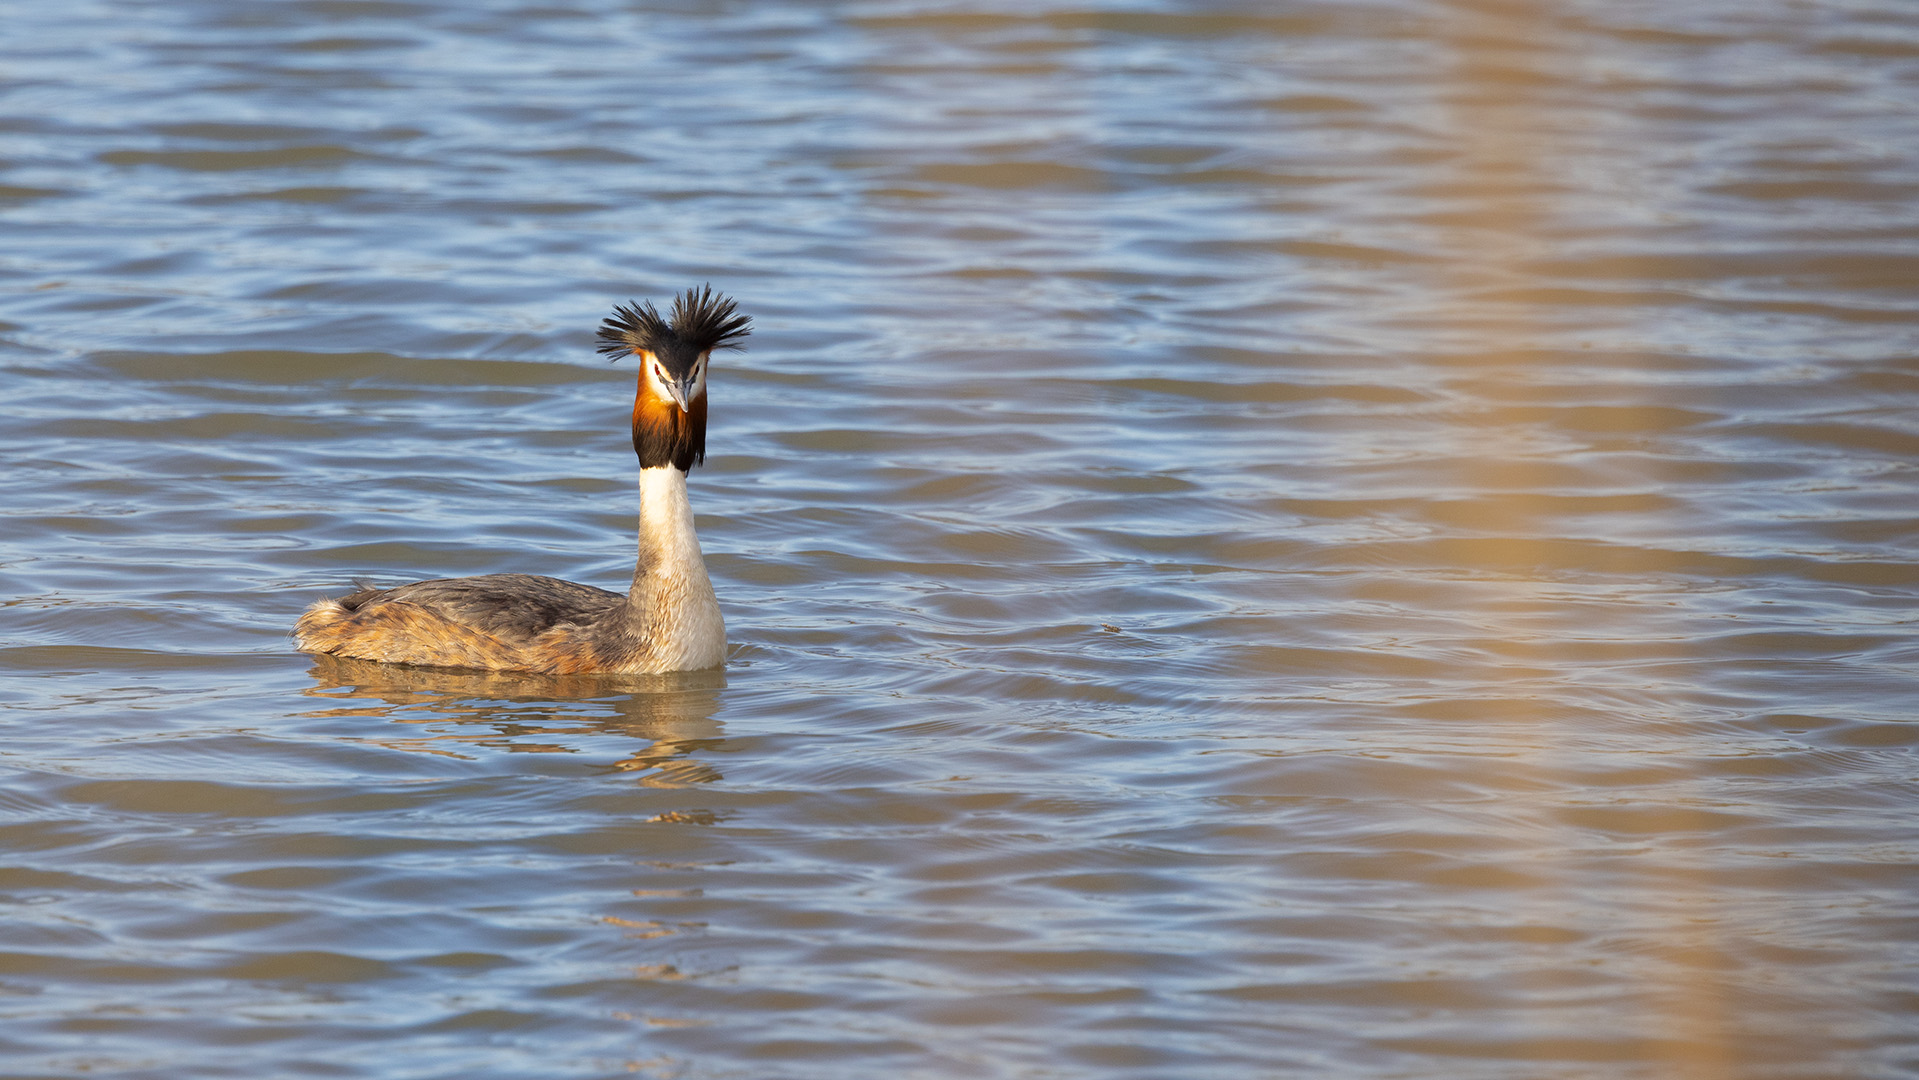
[294,285,749,675]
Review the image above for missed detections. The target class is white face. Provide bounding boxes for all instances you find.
[641,351,708,410]
[689,352,708,401]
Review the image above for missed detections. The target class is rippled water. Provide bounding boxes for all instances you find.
[4,1,1919,1077]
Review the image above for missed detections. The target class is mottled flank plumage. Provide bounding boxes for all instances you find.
[295,287,741,676]
[295,575,629,673]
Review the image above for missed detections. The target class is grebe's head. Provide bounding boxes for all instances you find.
[596,285,751,471]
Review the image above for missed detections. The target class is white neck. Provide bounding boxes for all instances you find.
[628,466,726,670]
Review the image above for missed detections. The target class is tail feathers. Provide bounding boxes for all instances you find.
[293,595,355,652]
[293,580,390,650]
[331,579,386,612]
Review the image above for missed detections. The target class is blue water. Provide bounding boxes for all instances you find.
[3,1,1919,1077]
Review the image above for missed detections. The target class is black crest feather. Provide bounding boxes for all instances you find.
[595,284,751,361]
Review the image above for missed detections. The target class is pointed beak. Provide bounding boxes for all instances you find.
[662,375,693,412]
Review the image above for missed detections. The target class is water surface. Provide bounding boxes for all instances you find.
[3,1,1919,1077]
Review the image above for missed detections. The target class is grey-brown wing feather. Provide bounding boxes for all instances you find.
[338,574,623,645]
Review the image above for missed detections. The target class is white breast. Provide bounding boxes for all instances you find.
[634,466,726,670]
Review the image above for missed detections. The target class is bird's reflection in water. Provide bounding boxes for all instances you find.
[300,654,726,783]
